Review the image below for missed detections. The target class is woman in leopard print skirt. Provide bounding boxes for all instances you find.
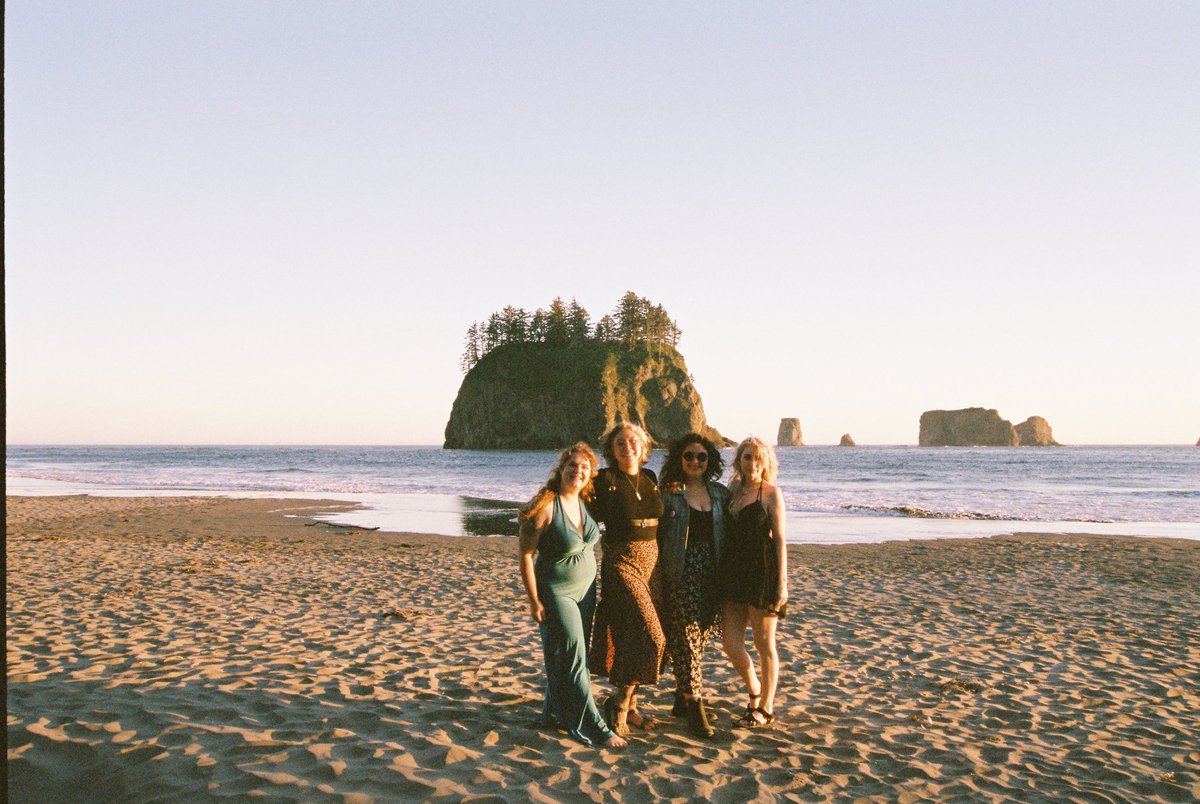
[657,433,729,738]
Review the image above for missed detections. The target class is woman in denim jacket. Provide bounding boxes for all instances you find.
[657,432,729,738]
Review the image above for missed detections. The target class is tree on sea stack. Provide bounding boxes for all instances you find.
[446,293,724,450]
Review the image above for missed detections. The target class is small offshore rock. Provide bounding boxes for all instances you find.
[839,433,856,447]
[777,418,803,447]
[1015,416,1060,446]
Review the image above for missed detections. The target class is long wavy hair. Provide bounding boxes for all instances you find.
[599,422,651,468]
[518,442,600,523]
[728,436,778,498]
[660,432,724,489]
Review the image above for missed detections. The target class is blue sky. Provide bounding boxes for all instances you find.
[5,2,1198,444]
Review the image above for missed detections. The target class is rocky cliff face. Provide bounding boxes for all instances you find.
[1015,416,1059,446]
[444,341,724,449]
[919,408,1019,446]
[777,418,804,447]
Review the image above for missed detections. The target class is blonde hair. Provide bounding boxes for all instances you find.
[728,436,778,497]
[518,442,600,523]
[600,422,651,467]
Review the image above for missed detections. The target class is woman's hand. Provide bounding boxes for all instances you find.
[519,505,552,625]
[529,600,545,623]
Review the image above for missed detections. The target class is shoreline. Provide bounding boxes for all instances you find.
[7,495,1199,800]
[8,475,1198,543]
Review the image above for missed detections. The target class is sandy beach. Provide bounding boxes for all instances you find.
[6,495,1199,801]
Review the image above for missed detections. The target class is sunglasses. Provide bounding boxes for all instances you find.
[682,451,709,463]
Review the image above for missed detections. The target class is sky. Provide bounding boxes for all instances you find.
[5,2,1198,446]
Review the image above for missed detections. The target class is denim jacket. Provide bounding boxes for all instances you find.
[658,480,730,586]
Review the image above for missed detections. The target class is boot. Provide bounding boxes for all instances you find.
[687,698,715,739]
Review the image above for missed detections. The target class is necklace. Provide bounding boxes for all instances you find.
[622,471,642,501]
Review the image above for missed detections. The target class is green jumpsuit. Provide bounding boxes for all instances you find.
[535,496,615,746]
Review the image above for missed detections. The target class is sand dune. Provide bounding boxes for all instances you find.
[7,495,1199,801]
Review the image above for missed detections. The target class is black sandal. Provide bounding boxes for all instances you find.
[627,707,661,731]
[746,689,763,718]
[738,707,775,729]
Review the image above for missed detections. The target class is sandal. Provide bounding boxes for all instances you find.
[626,707,661,731]
[738,706,775,729]
[746,689,763,718]
[603,697,630,737]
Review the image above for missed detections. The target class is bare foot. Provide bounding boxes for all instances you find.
[603,733,627,749]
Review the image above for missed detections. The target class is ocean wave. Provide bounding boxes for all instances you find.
[837,504,1117,523]
[840,504,1008,520]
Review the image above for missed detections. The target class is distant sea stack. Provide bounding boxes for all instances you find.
[840,434,856,447]
[919,408,1019,446]
[1014,416,1060,446]
[444,341,724,449]
[446,292,725,449]
[777,418,804,447]
[919,408,1061,446]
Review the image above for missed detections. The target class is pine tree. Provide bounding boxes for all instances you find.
[482,313,502,352]
[567,298,591,343]
[545,297,569,344]
[593,314,616,341]
[460,322,481,373]
[499,305,529,345]
[528,308,548,342]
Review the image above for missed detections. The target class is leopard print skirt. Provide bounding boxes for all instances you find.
[663,539,721,698]
[590,539,665,687]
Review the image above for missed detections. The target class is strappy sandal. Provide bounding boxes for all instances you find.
[738,707,775,729]
[626,707,661,730]
[603,697,630,737]
[746,689,763,719]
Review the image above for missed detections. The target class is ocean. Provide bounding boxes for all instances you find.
[6,445,1198,544]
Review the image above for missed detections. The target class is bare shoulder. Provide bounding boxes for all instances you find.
[530,501,554,529]
[764,482,786,511]
[519,500,554,547]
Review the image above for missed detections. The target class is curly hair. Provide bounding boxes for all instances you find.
[518,442,600,523]
[659,432,725,488]
[599,422,651,468]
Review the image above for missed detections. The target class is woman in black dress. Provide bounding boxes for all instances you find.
[716,436,789,728]
[588,422,666,736]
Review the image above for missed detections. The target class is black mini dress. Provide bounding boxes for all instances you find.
[716,483,782,612]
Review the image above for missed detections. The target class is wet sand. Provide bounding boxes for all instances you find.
[6,495,1199,801]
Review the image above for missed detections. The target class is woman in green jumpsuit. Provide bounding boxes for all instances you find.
[518,443,627,749]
